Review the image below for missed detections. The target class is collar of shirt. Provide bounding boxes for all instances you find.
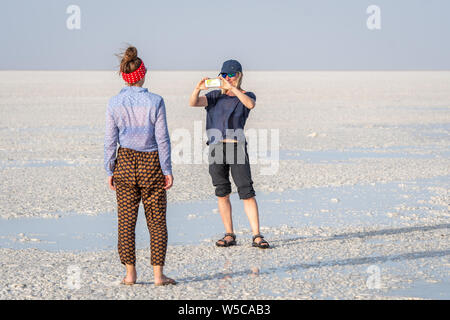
[120,86,148,94]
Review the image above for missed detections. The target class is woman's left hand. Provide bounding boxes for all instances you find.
[108,176,116,191]
[219,76,235,91]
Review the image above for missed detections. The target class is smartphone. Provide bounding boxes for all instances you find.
[205,78,221,88]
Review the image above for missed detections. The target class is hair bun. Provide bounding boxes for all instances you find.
[117,45,142,76]
[123,46,138,62]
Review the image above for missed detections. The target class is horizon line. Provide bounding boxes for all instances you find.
[1,69,450,72]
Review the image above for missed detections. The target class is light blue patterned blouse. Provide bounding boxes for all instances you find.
[104,86,172,176]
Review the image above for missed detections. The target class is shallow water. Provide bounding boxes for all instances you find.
[385,279,450,299]
[0,175,447,252]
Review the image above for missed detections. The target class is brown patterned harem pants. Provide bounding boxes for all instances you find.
[113,147,167,266]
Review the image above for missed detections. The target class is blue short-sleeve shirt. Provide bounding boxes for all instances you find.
[204,90,256,145]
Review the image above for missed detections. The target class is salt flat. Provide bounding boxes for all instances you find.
[0,71,449,299]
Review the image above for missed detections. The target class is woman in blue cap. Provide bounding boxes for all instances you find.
[189,59,270,249]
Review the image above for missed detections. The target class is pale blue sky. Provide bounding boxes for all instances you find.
[1,0,449,70]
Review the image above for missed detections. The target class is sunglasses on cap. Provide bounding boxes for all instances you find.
[219,72,237,78]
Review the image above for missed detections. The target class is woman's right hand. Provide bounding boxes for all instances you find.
[164,174,173,190]
[195,77,209,91]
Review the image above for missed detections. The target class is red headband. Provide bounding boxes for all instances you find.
[122,61,147,84]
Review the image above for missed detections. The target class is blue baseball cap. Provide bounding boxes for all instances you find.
[220,59,242,74]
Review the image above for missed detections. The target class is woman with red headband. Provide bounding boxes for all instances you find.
[104,46,176,286]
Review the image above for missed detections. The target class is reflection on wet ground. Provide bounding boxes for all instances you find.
[386,279,450,299]
[0,174,448,299]
[175,245,449,299]
[0,175,447,252]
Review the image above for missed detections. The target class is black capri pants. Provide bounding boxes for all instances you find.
[208,141,256,199]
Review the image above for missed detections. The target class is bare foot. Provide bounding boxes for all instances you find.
[154,275,177,286]
[121,269,137,285]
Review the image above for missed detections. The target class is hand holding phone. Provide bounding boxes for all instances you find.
[196,77,209,90]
